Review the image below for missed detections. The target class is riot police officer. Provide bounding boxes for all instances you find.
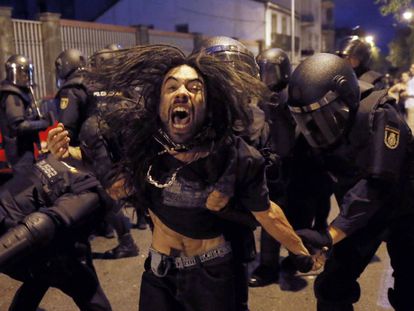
[0,154,112,311]
[53,46,139,259]
[287,53,414,311]
[336,36,385,90]
[193,36,269,149]
[249,48,293,287]
[192,36,269,311]
[249,48,332,289]
[55,48,89,146]
[0,55,52,174]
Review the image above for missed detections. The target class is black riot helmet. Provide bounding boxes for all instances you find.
[5,54,34,87]
[193,36,259,76]
[336,36,371,70]
[256,48,291,92]
[55,48,87,81]
[90,43,122,69]
[105,43,123,50]
[288,53,360,149]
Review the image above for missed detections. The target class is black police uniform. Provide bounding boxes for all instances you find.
[251,92,332,287]
[0,154,112,311]
[356,67,385,91]
[313,88,414,311]
[78,87,139,258]
[251,92,294,282]
[79,114,135,236]
[56,71,90,146]
[0,81,49,174]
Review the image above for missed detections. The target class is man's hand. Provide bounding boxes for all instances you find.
[206,190,230,211]
[47,123,70,159]
[282,248,328,273]
[106,177,129,201]
[296,228,333,255]
[282,254,314,273]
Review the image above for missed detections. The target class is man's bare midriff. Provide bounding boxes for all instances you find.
[150,210,226,257]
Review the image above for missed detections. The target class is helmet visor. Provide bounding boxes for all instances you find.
[258,61,284,91]
[12,64,34,87]
[205,47,258,76]
[289,93,350,148]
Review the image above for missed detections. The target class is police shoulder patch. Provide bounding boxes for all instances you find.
[60,97,69,110]
[384,125,400,149]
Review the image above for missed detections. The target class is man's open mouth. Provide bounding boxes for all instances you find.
[171,106,191,129]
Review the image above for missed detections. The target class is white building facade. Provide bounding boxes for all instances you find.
[97,0,303,60]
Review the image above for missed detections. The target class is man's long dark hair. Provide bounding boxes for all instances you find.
[88,44,269,195]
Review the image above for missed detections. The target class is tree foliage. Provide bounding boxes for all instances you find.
[375,1,414,72]
[376,0,412,16]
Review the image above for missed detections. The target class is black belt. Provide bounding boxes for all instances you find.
[174,243,232,269]
[149,243,232,276]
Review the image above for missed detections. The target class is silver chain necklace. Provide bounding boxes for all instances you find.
[146,139,214,189]
[145,164,182,188]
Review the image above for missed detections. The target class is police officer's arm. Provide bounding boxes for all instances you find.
[78,116,119,189]
[0,191,99,268]
[58,87,87,144]
[298,177,392,252]
[330,178,388,238]
[43,191,100,228]
[299,102,410,248]
[0,212,55,268]
[5,94,49,134]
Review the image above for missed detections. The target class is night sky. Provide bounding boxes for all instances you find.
[334,0,396,54]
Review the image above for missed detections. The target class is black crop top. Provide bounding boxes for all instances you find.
[146,136,270,239]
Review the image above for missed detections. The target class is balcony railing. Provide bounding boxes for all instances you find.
[271,33,300,52]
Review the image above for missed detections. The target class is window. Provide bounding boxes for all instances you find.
[271,13,278,34]
[326,8,333,23]
[282,16,287,35]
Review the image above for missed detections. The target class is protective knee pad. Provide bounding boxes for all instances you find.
[314,273,360,305]
[23,212,55,244]
[0,212,55,268]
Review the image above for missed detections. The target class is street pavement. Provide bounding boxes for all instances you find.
[0,203,397,311]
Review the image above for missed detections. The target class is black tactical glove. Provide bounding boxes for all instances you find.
[296,228,333,254]
[281,254,314,273]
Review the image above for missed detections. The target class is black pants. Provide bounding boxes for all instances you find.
[386,215,414,311]
[6,249,112,311]
[139,256,236,311]
[314,231,381,311]
[259,176,331,269]
[315,214,414,311]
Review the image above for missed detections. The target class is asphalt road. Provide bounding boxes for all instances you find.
[0,204,396,311]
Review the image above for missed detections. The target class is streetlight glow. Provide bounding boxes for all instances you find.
[365,35,375,45]
[403,10,413,21]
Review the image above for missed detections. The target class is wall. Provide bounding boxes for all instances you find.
[97,0,266,42]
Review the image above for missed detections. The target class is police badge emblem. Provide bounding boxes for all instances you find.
[60,97,69,110]
[384,125,400,149]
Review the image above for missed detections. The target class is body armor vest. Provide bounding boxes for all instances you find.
[343,89,408,182]
[0,82,40,165]
[30,155,100,205]
[359,70,384,89]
